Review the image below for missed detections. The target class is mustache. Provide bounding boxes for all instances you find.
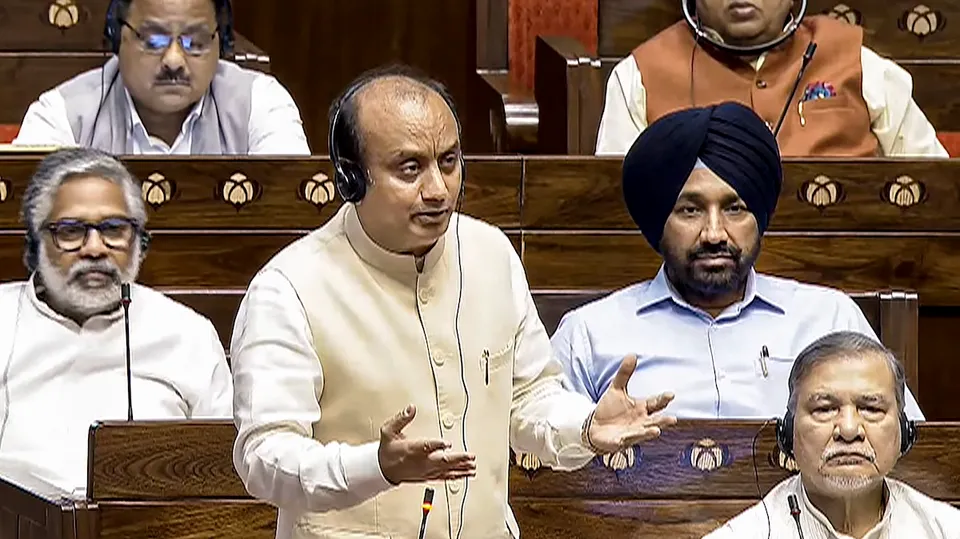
[821,447,876,462]
[68,260,121,284]
[688,243,742,261]
[155,68,190,86]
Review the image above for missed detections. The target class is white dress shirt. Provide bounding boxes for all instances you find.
[596,47,948,157]
[13,74,310,155]
[0,279,233,496]
[703,475,960,539]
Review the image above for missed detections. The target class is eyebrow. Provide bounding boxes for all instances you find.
[139,20,214,33]
[674,192,743,205]
[805,393,891,405]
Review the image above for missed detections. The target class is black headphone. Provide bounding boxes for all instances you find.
[328,71,466,203]
[23,226,151,274]
[776,408,917,460]
[682,0,808,56]
[103,0,235,58]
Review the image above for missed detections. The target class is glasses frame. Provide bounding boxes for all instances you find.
[119,19,219,56]
[44,217,143,253]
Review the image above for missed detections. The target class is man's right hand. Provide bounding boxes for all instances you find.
[378,404,477,485]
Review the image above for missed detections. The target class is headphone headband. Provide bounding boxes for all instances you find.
[682,0,808,56]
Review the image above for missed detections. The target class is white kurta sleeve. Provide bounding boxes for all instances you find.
[506,245,597,470]
[186,319,234,418]
[595,57,649,156]
[860,47,948,157]
[246,75,311,155]
[13,89,78,147]
[231,268,392,513]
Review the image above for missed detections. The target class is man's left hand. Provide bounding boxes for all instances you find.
[587,354,677,454]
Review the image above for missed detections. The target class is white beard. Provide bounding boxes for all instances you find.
[37,242,141,319]
[821,473,878,494]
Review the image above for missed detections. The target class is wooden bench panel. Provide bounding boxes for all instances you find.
[97,502,276,539]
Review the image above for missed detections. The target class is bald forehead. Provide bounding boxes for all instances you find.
[353,76,458,155]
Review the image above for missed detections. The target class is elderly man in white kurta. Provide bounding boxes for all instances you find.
[231,65,678,539]
[704,331,960,539]
[0,148,232,497]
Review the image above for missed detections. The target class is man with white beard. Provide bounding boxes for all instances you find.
[0,148,232,497]
[704,331,960,539]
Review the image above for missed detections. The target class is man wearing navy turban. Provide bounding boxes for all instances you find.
[550,102,924,420]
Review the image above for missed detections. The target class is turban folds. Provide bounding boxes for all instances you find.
[621,102,783,252]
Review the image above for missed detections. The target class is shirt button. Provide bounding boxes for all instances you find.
[448,479,461,493]
[418,287,432,304]
[442,415,455,429]
[756,79,767,88]
[433,352,446,366]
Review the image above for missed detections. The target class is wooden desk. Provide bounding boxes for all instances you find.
[1,420,957,538]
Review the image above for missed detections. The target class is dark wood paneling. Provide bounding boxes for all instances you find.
[521,233,960,305]
[97,502,276,539]
[0,53,107,124]
[0,157,522,229]
[89,421,247,499]
[902,61,960,133]
[477,0,509,70]
[598,0,960,59]
[918,307,960,422]
[0,0,109,52]
[231,0,495,155]
[523,158,960,231]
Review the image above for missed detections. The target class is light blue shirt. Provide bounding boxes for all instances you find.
[551,266,924,420]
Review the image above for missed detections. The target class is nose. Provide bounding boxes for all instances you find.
[834,405,866,443]
[699,207,730,245]
[420,163,448,203]
[77,230,109,259]
[161,39,188,71]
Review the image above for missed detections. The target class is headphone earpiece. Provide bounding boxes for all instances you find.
[103,0,234,58]
[23,232,39,275]
[139,229,152,259]
[899,413,917,456]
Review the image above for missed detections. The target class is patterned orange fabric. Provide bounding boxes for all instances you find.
[509,0,598,91]
[0,125,18,143]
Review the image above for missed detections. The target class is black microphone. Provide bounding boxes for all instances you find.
[120,283,133,421]
[417,487,434,539]
[773,41,818,137]
[788,494,806,539]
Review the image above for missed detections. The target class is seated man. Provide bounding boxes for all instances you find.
[13,0,309,155]
[596,0,947,157]
[231,65,676,539]
[552,102,923,419]
[0,148,233,496]
[704,331,959,538]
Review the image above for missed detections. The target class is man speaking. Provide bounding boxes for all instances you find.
[230,65,677,539]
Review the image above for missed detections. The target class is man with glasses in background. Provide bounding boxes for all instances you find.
[0,148,232,496]
[13,0,310,155]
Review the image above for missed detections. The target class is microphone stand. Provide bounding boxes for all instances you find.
[120,283,133,421]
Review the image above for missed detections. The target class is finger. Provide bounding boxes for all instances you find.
[647,413,678,429]
[611,354,638,391]
[413,439,452,454]
[381,404,417,438]
[644,392,676,414]
[427,451,476,467]
[428,469,478,481]
[619,426,664,447]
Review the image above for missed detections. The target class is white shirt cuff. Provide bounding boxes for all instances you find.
[341,441,393,499]
[555,398,598,464]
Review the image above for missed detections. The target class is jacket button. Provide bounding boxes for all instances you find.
[756,80,767,89]
[442,415,455,429]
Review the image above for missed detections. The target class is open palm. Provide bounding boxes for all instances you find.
[588,354,678,454]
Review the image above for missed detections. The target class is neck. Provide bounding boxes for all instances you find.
[667,271,746,318]
[132,100,192,146]
[806,481,886,539]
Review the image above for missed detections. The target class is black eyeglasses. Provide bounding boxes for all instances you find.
[44,218,141,252]
[120,19,218,56]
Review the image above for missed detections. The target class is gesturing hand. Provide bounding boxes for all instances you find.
[378,404,477,485]
[587,354,677,454]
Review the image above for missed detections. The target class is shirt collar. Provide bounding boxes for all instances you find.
[342,203,448,281]
[123,87,204,144]
[636,265,786,317]
[28,273,125,330]
[798,477,894,538]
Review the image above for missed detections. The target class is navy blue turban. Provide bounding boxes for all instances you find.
[621,102,783,253]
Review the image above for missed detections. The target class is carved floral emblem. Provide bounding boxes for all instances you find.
[218,172,262,210]
[48,0,80,29]
[512,451,542,478]
[825,4,863,25]
[602,446,639,471]
[883,175,926,208]
[685,438,728,472]
[798,175,845,208]
[0,177,10,203]
[899,5,945,39]
[298,172,337,210]
[769,446,800,473]
[141,172,177,210]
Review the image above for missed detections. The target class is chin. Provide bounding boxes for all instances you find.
[820,473,881,495]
